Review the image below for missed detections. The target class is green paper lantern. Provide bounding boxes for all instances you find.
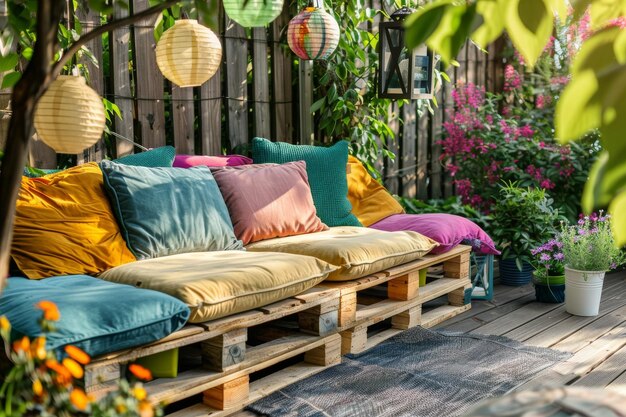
[223,0,284,27]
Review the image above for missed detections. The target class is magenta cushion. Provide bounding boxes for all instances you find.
[370,213,500,255]
[211,161,328,245]
[173,154,252,168]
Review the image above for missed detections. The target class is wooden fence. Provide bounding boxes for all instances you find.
[1,1,504,201]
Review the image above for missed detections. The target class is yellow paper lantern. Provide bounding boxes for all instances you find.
[155,19,222,88]
[34,75,106,154]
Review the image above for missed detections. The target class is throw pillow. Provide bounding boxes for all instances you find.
[113,146,176,167]
[211,161,327,245]
[347,155,404,226]
[100,161,243,259]
[370,213,500,255]
[251,137,361,227]
[11,163,136,279]
[173,154,252,168]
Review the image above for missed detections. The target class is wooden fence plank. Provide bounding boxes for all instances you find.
[401,102,417,197]
[442,68,456,198]
[132,0,166,149]
[171,86,195,154]
[430,80,444,199]
[272,5,293,142]
[416,109,429,200]
[253,27,271,139]
[385,103,400,194]
[111,3,135,157]
[224,17,248,151]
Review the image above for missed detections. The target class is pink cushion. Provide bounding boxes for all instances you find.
[370,213,500,255]
[173,154,252,168]
[211,161,328,245]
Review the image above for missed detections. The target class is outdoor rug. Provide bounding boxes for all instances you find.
[247,327,570,417]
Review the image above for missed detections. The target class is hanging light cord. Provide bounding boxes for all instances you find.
[108,130,149,151]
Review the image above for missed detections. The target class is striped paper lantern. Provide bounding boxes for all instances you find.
[33,75,106,154]
[288,7,340,60]
[155,19,222,88]
[223,0,284,27]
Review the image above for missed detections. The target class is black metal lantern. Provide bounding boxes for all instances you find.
[378,7,434,100]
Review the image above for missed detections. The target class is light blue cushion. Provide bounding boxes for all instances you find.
[0,275,190,357]
[99,161,243,259]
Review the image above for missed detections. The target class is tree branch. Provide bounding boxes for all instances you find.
[52,0,179,76]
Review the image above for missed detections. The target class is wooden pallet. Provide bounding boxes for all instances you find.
[84,286,341,398]
[317,245,472,354]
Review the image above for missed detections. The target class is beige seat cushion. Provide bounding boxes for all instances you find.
[246,227,438,281]
[99,251,336,323]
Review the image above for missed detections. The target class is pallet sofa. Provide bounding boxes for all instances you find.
[0,139,498,416]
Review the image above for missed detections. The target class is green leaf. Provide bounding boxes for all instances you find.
[422,4,477,65]
[555,71,600,143]
[590,0,623,29]
[0,52,18,71]
[471,0,506,48]
[1,71,20,89]
[310,97,325,114]
[545,0,568,20]
[582,151,609,212]
[404,0,453,50]
[609,190,626,247]
[505,0,553,68]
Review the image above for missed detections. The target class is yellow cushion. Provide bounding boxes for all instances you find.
[246,227,438,281]
[347,156,404,226]
[99,251,337,323]
[11,163,136,279]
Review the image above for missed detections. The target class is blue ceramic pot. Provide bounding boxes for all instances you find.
[499,258,533,286]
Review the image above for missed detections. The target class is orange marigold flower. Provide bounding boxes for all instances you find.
[36,300,60,321]
[129,364,152,381]
[70,388,90,411]
[133,386,147,401]
[65,345,90,365]
[139,401,155,417]
[12,336,30,354]
[0,316,10,331]
[32,379,44,396]
[45,359,72,386]
[31,336,47,361]
[62,358,84,379]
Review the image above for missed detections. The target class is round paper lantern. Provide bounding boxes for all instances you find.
[223,0,284,27]
[34,75,106,154]
[155,19,222,87]
[288,7,340,60]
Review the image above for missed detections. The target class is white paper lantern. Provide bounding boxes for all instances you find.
[223,0,284,27]
[155,19,222,88]
[33,75,106,154]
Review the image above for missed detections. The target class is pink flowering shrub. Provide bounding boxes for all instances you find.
[439,13,600,221]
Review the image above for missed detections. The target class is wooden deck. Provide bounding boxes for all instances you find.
[235,269,626,416]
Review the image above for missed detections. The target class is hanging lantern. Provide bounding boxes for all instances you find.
[223,0,284,27]
[155,19,222,88]
[378,7,434,100]
[33,75,106,154]
[288,5,340,60]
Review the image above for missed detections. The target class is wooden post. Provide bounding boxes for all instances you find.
[298,299,339,337]
[388,270,420,301]
[203,375,250,410]
[337,290,357,328]
[304,334,342,366]
[201,328,248,372]
[448,283,473,306]
[84,363,121,393]
[391,305,421,330]
[443,252,470,279]
[341,325,368,355]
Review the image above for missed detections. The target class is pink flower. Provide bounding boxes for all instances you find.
[517,125,534,138]
[536,94,551,109]
[540,179,555,189]
[504,65,522,92]
[608,17,626,29]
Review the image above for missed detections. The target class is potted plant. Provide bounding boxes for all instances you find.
[560,211,625,316]
[531,239,565,303]
[490,182,561,286]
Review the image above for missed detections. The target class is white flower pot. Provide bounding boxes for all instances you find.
[564,266,605,316]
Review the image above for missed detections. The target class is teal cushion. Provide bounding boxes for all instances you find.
[22,168,62,178]
[0,275,190,358]
[100,161,243,259]
[114,146,176,167]
[251,138,361,227]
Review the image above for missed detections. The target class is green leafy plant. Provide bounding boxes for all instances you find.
[489,182,561,269]
[560,211,626,272]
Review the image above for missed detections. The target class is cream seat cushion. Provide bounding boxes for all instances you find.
[246,227,438,281]
[99,251,336,323]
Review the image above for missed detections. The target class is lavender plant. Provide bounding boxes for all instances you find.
[531,239,565,278]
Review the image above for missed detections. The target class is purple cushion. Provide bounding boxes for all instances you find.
[173,154,253,168]
[370,213,500,255]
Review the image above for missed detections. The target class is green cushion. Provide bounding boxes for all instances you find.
[100,161,243,260]
[0,275,190,358]
[114,146,176,167]
[251,138,361,227]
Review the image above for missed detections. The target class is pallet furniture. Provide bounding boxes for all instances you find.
[318,245,472,354]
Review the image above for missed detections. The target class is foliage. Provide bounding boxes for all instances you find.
[439,81,598,221]
[398,195,490,230]
[312,0,441,179]
[530,238,565,277]
[560,211,626,272]
[489,182,561,269]
[403,0,626,247]
[0,302,160,417]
